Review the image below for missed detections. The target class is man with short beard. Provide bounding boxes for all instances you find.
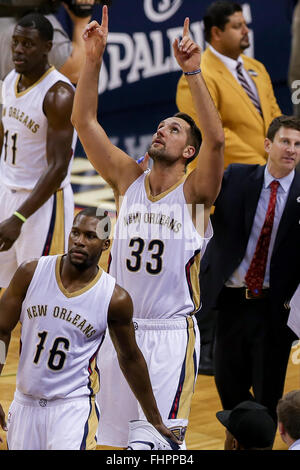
[177,1,281,170]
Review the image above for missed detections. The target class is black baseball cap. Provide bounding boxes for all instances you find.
[216,401,277,449]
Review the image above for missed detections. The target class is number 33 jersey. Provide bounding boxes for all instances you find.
[17,255,116,400]
[109,172,213,320]
[0,67,76,190]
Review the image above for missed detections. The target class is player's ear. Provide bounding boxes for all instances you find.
[45,40,53,54]
[183,145,195,161]
[102,238,110,251]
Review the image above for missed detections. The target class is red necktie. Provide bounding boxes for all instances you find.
[245,180,280,296]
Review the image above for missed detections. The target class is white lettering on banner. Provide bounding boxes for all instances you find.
[99,23,200,94]
[106,33,134,90]
[144,0,183,23]
[99,2,253,95]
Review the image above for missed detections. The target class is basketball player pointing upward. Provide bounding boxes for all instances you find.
[0,209,179,450]
[71,6,224,448]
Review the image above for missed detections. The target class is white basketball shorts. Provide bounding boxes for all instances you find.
[0,183,74,287]
[97,315,200,447]
[7,390,99,450]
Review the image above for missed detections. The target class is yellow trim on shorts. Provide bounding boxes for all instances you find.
[89,354,100,395]
[175,317,197,420]
[49,189,65,255]
[82,396,99,450]
[189,251,201,314]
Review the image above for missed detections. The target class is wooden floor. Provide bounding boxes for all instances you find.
[0,321,299,451]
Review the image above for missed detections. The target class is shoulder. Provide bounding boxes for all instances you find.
[220,164,262,193]
[225,163,261,177]
[46,79,74,101]
[44,79,74,118]
[8,258,39,295]
[108,284,133,323]
[3,68,16,84]
[17,258,39,278]
[293,169,300,185]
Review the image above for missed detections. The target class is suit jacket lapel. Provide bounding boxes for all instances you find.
[205,49,263,124]
[243,165,265,239]
[272,172,300,255]
[243,57,267,129]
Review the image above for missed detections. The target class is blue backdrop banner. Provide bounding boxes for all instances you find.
[57,0,295,159]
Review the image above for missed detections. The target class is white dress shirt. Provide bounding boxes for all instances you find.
[208,44,260,103]
[226,166,295,288]
[289,439,300,450]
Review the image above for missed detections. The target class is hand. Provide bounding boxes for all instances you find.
[0,404,7,441]
[173,18,201,74]
[137,152,150,172]
[82,5,108,62]
[0,216,23,252]
[154,422,183,447]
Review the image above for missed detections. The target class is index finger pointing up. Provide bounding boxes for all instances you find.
[182,17,190,38]
[101,4,109,28]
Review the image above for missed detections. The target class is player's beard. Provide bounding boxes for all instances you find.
[148,143,168,163]
[68,252,97,271]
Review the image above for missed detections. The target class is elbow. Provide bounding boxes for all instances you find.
[214,131,225,150]
[71,104,84,130]
[71,109,91,132]
[70,110,79,129]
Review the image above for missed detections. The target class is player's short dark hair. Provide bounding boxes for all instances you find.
[277,391,300,441]
[74,207,111,239]
[16,13,54,42]
[174,112,202,167]
[203,1,243,42]
[266,115,300,141]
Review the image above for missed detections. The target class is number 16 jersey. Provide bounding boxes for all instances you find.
[17,255,116,400]
[109,172,212,320]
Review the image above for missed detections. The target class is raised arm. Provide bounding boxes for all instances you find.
[107,284,181,445]
[59,0,96,84]
[0,82,74,253]
[0,260,37,435]
[71,5,142,196]
[173,18,224,208]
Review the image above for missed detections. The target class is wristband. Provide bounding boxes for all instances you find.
[184,69,201,76]
[13,211,27,223]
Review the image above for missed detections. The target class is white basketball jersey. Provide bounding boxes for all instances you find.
[17,255,116,400]
[109,172,212,320]
[0,66,76,190]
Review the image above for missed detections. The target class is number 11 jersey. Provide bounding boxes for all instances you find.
[0,66,76,191]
